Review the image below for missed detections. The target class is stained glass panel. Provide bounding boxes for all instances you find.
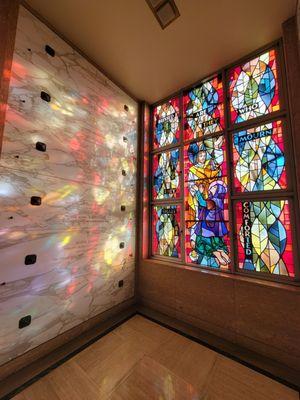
[153,149,180,199]
[233,121,287,192]
[153,98,180,148]
[184,136,228,220]
[236,200,294,277]
[184,75,224,140]
[184,136,230,269]
[152,205,181,257]
[229,50,280,124]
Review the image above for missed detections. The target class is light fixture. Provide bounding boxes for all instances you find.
[147,0,164,7]
[146,0,180,29]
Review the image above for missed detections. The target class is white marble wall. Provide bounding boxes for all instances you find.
[0,6,137,365]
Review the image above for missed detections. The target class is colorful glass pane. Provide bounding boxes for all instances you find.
[153,149,180,199]
[184,136,230,269]
[152,205,181,257]
[184,75,224,140]
[233,120,287,192]
[236,200,294,277]
[153,98,180,148]
[184,136,228,220]
[229,50,280,124]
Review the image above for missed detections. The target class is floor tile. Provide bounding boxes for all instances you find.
[43,361,104,400]
[16,378,61,400]
[12,317,299,400]
[9,394,27,400]
[71,331,124,372]
[109,356,202,400]
[123,315,177,345]
[202,356,298,400]
[149,333,217,392]
[75,335,146,396]
[113,320,162,355]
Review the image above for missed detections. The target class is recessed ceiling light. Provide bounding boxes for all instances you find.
[146,0,180,29]
[156,2,176,27]
[147,0,165,7]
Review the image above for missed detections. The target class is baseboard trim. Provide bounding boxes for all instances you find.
[136,305,300,392]
[0,299,137,400]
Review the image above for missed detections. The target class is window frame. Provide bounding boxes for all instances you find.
[148,39,300,284]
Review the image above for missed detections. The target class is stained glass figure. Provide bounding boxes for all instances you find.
[153,149,180,199]
[229,50,280,124]
[184,136,228,220]
[184,136,230,269]
[184,75,224,140]
[153,205,180,257]
[153,98,180,148]
[233,121,287,192]
[236,200,294,277]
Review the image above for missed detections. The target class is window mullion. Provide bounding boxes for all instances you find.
[223,70,236,274]
[231,190,294,201]
[179,91,186,264]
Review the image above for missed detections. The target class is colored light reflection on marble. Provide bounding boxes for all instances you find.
[0,5,137,366]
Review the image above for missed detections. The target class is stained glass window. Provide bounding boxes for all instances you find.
[233,120,287,192]
[184,136,230,269]
[153,98,180,148]
[236,200,294,277]
[229,50,280,124]
[152,205,181,257]
[153,149,180,199]
[184,75,224,140]
[149,45,296,281]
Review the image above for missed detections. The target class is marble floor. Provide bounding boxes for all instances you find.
[12,315,298,400]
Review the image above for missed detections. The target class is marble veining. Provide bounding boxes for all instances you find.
[1,51,136,185]
[0,227,135,284]
[0,264,134,365]
[0,6,137,365]
[0,166,135,233]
